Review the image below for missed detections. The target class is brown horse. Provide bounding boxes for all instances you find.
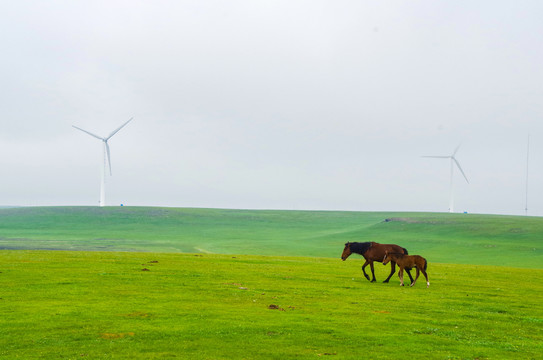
[382,251,429,288]
[341,242,413,283]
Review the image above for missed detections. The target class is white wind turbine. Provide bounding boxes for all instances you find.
[73,118,133,207]
[423,145,469,213]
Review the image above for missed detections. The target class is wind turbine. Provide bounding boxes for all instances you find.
[423,145,469,213]
[73,118,133,207]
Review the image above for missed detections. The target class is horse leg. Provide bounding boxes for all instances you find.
[369,261,377,282]
[405,268,414,285]
[383,261,396,283]
[361,260,371,281]
[398,268,404,286]
[421,269,430,288]
[410,268,420,287]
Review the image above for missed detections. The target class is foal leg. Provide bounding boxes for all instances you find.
[361,260,371,281]
[405,268,414,285]
[383,261,396,283]
[398,268,404,286]
[410,268,420,287]
[421,269,430,288]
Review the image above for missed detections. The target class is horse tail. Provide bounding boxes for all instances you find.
[424,258,428,271]
[402,247,409,255]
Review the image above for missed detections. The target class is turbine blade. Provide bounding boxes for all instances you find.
[105,142,112,176]
[422,156,451,158]
[72,125,104,141]
[453,158,469,184]
[453,144,462,156]
[106,117,133,140]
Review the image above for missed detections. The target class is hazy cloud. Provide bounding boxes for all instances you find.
[1,1,542,215]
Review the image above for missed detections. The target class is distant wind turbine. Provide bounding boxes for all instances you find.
[423,145,469,213]
[73,118,133,207]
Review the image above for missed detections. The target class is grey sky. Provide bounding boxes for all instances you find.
[1,1,542,215]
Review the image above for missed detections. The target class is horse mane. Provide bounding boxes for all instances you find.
[349,242,373,255]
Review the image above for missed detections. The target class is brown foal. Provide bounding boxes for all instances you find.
[382,251,429,288]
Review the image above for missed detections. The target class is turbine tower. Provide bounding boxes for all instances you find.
[525,135,530,216]
[73,118,133,207]
[423,144,469,213]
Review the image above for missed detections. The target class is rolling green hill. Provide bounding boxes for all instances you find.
[0,206,541,268]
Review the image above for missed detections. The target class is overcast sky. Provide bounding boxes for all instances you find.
[1,1,542,216]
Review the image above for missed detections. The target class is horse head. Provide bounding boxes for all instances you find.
[382,251,390,265]
[341,242,353,261]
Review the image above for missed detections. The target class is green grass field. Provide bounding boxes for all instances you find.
[1,251,542,359]
[0,207,542,359]
[0,207,541,267]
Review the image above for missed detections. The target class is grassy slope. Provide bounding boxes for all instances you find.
[1,251,542,360]
[0,207,541,268]
[1,207,542,359]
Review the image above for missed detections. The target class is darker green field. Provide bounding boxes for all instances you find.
[0,207,541,268]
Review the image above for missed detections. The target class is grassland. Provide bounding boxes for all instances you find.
[1,250,542,359]
[0,207,542,359]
